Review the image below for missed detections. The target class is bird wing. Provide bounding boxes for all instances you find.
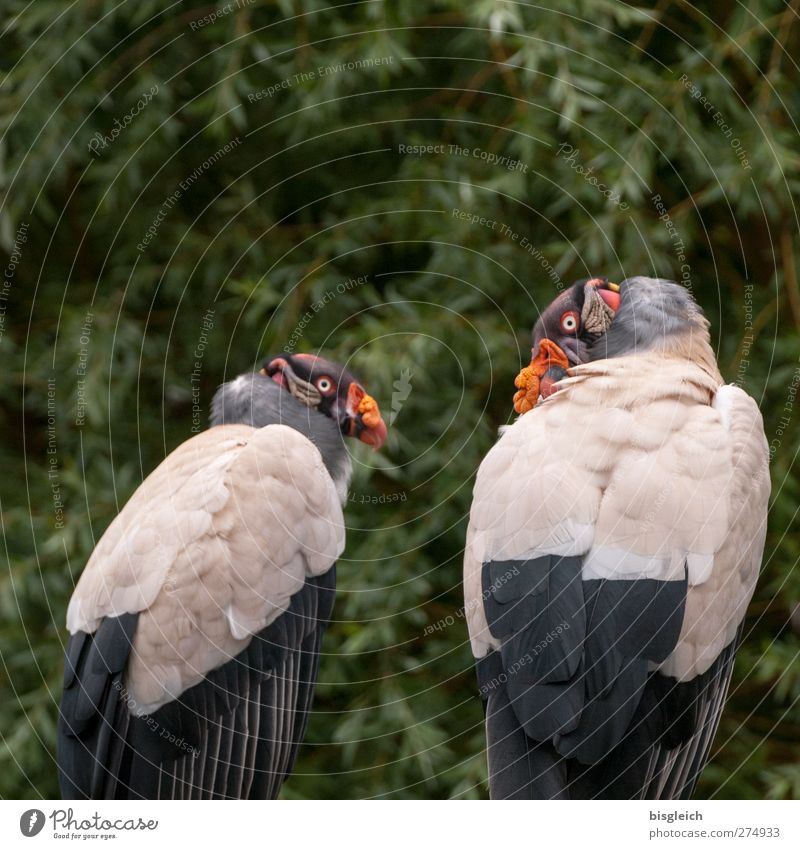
[464,355,768,796]
[59,423,344,798]
[629,383,770,799]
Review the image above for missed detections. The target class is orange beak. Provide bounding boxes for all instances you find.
[346,383,388,449]
[513,339,570,414]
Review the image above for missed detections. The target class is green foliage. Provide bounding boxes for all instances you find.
[1,0,798,799]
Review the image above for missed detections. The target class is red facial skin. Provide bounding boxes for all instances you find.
[262,355,387,449]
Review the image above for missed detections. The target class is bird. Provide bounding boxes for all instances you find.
[58,352,387,799]
[463,276,769,799]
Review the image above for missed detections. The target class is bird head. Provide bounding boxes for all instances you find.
[514,277,620,413]
[262,352,387,449]
[513,276,709,414]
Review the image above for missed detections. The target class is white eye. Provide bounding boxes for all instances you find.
[316,377,333,393]
[560,311,579,333]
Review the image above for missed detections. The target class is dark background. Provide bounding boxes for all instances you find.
[0,0,798,799]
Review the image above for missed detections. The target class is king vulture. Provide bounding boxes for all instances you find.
[464,277,769,799]
[58,352,387,799]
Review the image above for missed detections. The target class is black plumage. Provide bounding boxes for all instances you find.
[477,555,739,799]
[58,568,336,799]
[481,555,686,751]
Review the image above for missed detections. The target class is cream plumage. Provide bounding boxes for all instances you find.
[67,425,344,714]
[58,353,386,799]
[464,277,769,799]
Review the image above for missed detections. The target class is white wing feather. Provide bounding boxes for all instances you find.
[464,354,769,678]
[67,424,345,713]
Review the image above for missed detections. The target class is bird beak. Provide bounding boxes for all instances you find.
[344,383,388,450]
[513,339,570,414]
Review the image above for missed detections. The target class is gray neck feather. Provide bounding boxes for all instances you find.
[589,276,706,360]
[209,373,352,501]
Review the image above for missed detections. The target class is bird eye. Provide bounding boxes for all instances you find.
[316,377,334,393]
[560,311,579,333]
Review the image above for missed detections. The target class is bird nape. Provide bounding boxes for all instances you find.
[57,352,387,800]
[464,276,770,799]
